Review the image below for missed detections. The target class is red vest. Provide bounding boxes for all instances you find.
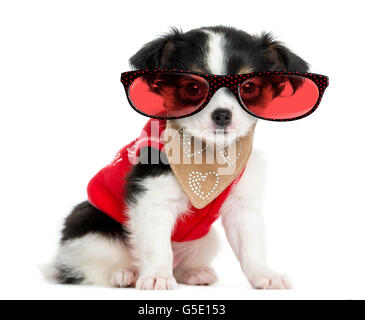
[87,120,244,242]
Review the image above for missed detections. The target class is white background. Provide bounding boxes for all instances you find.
[0,0,364,300]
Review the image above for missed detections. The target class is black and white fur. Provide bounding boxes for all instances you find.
[52,26,309,289]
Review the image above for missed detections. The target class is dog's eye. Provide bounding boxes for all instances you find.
[178,80,206,103]
[185,82,201,97]
[183,81,202,97]
[240,81,260,98]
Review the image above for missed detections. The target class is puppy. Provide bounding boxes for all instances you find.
[52,26,309,289]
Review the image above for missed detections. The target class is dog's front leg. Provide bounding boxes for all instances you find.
[129,200,178,290]
[221,151,293,289]
[222,205,292,289]
[129,203,178,289]
[127,170,189,290]
[132,212,176,290]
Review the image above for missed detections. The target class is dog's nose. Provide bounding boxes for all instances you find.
[211,108,232,128]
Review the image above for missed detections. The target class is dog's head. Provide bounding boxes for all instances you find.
[130,26,309,144]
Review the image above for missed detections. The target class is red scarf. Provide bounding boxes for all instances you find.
[87,120,244,242]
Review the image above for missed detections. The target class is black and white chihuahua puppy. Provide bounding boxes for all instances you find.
[52,26,309,289]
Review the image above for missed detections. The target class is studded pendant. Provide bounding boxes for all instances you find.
[188,171,220,200]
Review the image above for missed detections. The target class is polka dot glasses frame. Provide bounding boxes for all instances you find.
[121,69,329,121]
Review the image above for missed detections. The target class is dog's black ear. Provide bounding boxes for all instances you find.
[257,33,309,72]
[129,28,183,69]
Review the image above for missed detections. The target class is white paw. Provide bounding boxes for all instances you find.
[180,267,218,285]
[249,271,293,289]
[136,274,178,290]
[111,269,137,288]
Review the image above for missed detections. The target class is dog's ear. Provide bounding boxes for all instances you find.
[129,28,183,69]
[257,33,309,72]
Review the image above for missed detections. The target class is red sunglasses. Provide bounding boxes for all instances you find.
[121,69,329,121]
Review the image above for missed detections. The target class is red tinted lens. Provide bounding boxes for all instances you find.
[239,74,319,120]
[128,72,209,118]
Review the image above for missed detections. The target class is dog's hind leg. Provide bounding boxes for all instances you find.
[55,234,137,287]
[51,201,137,287]
[173,228,219,285]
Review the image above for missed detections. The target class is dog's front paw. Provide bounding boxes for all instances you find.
[136,274,178,290]
[248,271,293,289]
